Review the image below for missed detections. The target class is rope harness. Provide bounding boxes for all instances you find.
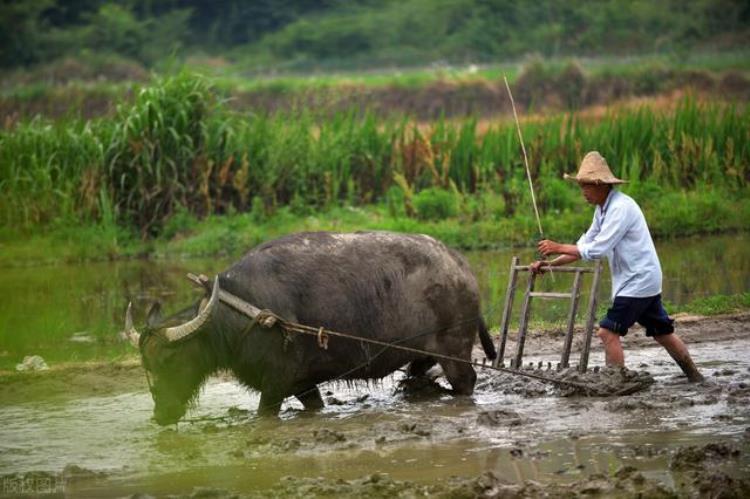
[187,274,642,397]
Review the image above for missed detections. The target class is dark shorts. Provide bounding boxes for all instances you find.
[600,294,674,337]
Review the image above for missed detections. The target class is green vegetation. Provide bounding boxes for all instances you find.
[3,1,749,124]
[6,52,750,124]
[1,71,748,265]
[3,188,750,267]
[674,293,750,316]
[241,0,750,71]
[3,1,748,72]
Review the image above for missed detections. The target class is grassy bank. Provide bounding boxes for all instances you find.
[206,49,750,92]
[3,51,750,122]
[672,293,750,317]
[1,191,748,267]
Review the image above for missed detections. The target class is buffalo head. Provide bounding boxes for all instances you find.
[124,277,220,425]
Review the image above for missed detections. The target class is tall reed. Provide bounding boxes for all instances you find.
[1,73,747,236]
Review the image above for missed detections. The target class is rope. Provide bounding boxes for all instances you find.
[274,314,596,392]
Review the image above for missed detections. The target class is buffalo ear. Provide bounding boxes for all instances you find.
[146,302,162,328]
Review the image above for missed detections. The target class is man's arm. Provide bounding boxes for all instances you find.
[538,241,580,258]
[529,245,581,274]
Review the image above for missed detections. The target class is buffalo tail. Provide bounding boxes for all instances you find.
[477,316,497,360]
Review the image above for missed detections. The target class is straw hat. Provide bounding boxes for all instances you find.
[564,151,627,184]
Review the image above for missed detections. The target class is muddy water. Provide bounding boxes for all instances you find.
[0,233,749,496]
[0,233,748,371]
[1,334,749,496]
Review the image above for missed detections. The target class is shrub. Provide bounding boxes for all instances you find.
[385,185,407,218]
[463,191,506,221]
[161,204,198,239]
[250,197,267,223]
[557,60,586,110]
[514,55,556,108]
[622,179,665,209]
[413,187,458,221]
[540,177,578,212]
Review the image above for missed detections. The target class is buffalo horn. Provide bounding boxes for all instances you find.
[124,302,141,348]
[163,276,220,342]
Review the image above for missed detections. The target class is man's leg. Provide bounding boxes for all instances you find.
[642,295,704,382]
[597,327,625,366]
[653,333,704,382]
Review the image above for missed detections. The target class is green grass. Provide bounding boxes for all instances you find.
[214,48,750,93]
[140,188,750,258]
[2,187,748,267]
[674,293,750,316]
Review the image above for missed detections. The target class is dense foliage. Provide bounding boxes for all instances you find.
[2,0,748,70]
[1,73,748,239]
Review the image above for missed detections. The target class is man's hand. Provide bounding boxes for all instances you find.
[537,239,561,257]
[529,260,550,275]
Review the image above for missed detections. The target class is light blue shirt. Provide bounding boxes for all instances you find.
[576,189,662,299]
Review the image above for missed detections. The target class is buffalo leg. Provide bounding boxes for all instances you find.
[407,357,437,377]
[439,360,477,395]
[295,386,325,411]
[257,390,283,417]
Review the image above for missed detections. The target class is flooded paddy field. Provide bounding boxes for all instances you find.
[1,314,749,497]
[0,233,748,497]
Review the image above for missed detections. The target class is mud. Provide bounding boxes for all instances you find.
[0,360,144,405]
[0,313,748,497]
[84,457,748,499]
[669,443,750,499]
[670,442,741,471]
[477,366,655,398]
[248,469,681,499]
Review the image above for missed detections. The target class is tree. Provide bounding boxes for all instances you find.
[0,0,55,67]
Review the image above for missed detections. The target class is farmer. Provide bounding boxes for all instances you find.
[529,151,703,382]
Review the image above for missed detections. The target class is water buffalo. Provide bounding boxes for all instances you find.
[123,231,496,424]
